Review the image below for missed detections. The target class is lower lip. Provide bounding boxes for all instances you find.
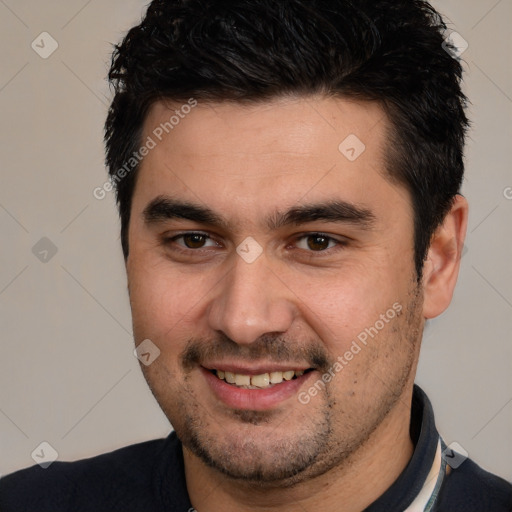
[201,367,314,411]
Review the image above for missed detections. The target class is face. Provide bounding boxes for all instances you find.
[126,96,424,484]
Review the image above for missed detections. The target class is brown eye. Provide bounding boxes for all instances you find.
[306,235,331,251]
[294,233,343,254]
[166,232,220,252]
[182,233,208,248]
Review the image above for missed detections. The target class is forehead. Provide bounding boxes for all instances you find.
[144,95,387,162]
[134,95,410,228]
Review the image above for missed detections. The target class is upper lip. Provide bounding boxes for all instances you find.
[201,362,312,375]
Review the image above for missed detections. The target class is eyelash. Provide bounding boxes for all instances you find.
[164,231,347,256]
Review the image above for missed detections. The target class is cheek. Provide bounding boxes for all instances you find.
[127,256,203,342]
[288,267,399,352]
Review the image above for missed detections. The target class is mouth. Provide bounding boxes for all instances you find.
[210,368,313,389]
[200,365,316,410]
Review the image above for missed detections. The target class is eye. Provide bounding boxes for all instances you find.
[169,232,220,250]
[295,233,341,252]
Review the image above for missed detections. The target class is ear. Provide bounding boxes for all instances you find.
[422,194,468,319]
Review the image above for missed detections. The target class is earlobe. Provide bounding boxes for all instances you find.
[422,195,469,319]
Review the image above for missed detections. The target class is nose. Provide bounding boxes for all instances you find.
[207,255,295,345]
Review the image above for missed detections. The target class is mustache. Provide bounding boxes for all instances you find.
[181,333,331,371]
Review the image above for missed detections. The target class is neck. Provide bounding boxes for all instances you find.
[184,386,415,512]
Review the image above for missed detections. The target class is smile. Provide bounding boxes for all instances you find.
[212,369,311,389]
[201,364,316,410]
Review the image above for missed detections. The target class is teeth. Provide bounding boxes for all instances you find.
[234,374,251,386]
[269,371,283,384]
[251,373,270,388]
[215,369,307,388]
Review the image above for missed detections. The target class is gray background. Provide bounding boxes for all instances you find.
[0,0,511,480]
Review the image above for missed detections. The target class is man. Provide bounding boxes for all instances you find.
[1,0,511,510]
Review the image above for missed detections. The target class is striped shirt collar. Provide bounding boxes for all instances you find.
[364,385,445,511]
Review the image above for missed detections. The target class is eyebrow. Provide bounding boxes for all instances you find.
[267,202,376,230]
[143,195,376,231]
[143,196,227,228]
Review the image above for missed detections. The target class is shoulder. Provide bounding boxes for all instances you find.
[437,457,512,512]
[0,433,178,512]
